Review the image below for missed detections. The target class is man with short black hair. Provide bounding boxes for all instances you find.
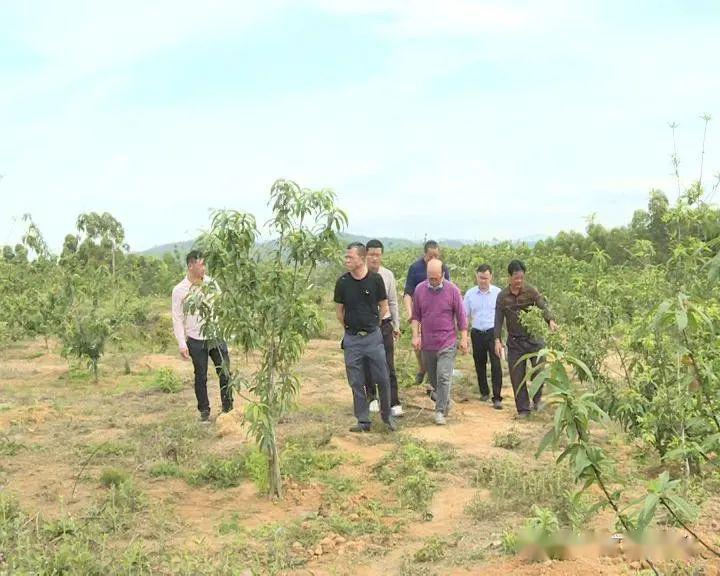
[464,263,503,409]
[403,240,450,390]
[172,250,233,422]
[335,243,396,432]
[363,239,403,416]
[494,259,558,417]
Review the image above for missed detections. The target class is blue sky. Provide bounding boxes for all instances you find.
[1,0,719,252]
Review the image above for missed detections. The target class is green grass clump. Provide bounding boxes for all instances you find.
[492,429,522,450]
[99,467,131,488]
[152,367,184,393]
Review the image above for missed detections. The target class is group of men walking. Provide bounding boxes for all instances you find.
[171,242,557,430]
[334,240,557,432]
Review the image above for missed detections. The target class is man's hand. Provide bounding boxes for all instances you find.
[494,339,504,360]
[459,335,469,355]
[180,347,190,360]
[393,329,400,342]
[412,335,422,351]
[549,320,559,332]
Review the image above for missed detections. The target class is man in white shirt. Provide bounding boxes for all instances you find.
[363,239,403,417]
[464,263,503,409]
[171,250,233,422]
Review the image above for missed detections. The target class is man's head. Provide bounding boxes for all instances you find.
[476,263,493,290]
[366,239,384,273]
[507,259,526,292]
[423,240,441,262]
[427,258,444,289]
[344,242,367,273]
[186,249,205,279]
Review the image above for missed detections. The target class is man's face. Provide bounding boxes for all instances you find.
[510,270,525,291]
[344,248,364,272]
[189,258,206,278]
[425,247,441,261]
[428,266,443,288]
[366,247,382,272]
[476,270,492,290]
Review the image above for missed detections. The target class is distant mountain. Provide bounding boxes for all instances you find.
[137,232,547,257]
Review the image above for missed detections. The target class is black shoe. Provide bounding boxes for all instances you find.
[384,417,397,432]
[516,411,531,419]
[222,405,234,414]
[426,388,437,402]
[532,400,544,411]
[415,372,426,385]
[199,411,211,423]
[349,423,371,433]
[492,400,503,410]
[480,394,490,402]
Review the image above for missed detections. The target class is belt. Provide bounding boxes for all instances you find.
[471,328,494,334]
[345,327,378,336]
[381,318,393,325]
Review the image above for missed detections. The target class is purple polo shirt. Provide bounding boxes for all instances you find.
[412,280,467,351]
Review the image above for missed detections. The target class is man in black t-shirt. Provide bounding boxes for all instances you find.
[334,242,396,432]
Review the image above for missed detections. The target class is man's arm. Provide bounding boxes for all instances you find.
[171,287,189,359]
[411,319,422,351]
[378,299,389,323]
[386,272,400,331]
[454,287,469,354]
[335,304,345,328]
[494,292,505,358]
[403,294,414,322]
[534,289,558,331]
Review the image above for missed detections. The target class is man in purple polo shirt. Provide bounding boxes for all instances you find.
[411,259,468,425]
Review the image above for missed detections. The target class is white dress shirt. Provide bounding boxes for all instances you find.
[464,284,501,331]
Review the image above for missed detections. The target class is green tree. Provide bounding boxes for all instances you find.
[194,179,347,498]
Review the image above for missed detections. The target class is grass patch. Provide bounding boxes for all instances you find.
[99,467,131,488]
[82,440,136,458]
[468,457,576,524]
[187,453,248,488]
[492,428,522,450]
[413,536,451,563]
[150,367,184,394]
[0,435,25,456]
[374,439,453,512]
[149,461,184,479]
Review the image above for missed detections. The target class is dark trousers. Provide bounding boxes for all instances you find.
[363,320,400,406]
[506,336,543,414]
[470,328,503,401]
[343,329,391,424]
[186,337,233,415]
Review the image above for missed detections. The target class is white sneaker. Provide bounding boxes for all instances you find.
[434,411,446,425]
[368,399,380,413]
[391,405,404,417]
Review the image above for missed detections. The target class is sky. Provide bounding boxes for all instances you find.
[1,0,719,252]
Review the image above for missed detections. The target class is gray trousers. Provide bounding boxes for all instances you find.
[343,329,391,424]
[422,344,457,414]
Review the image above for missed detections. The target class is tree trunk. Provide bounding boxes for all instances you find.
[268,427,282,499]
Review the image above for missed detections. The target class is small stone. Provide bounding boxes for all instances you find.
[334,536,346,544]
[629,561,641,570]
[314,545,323,556]
[292,541,303,551]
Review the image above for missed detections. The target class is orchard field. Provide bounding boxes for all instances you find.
[2,181,720,575]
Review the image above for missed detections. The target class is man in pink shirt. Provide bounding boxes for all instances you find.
[171,250,233,422]
[411,259,468,425]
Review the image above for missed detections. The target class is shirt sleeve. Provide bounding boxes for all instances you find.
[171,286,187,350]
[533,289,554,323]
[412,287,422,322]
[403,264,415,296]
[463,290,472,326]
[443,263,450,281]
[375,274,387,302]
[386,272,400,330]
[493,290,504,340]
[454,286,468,331]
[333,277,344,304]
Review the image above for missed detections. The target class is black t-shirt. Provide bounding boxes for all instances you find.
[334,270,388,332]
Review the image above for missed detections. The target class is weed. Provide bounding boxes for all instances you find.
[501,528,520,555]
[413,536,448,562]
[0,435,25,456]
[148,461,184,479]
[186,453,247,488]
[99,467,131,488]
[152,367,184,394]
[492,428,522,450]
[464,495,501,522]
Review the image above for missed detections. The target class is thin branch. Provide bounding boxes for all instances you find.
[661,500,720,557]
